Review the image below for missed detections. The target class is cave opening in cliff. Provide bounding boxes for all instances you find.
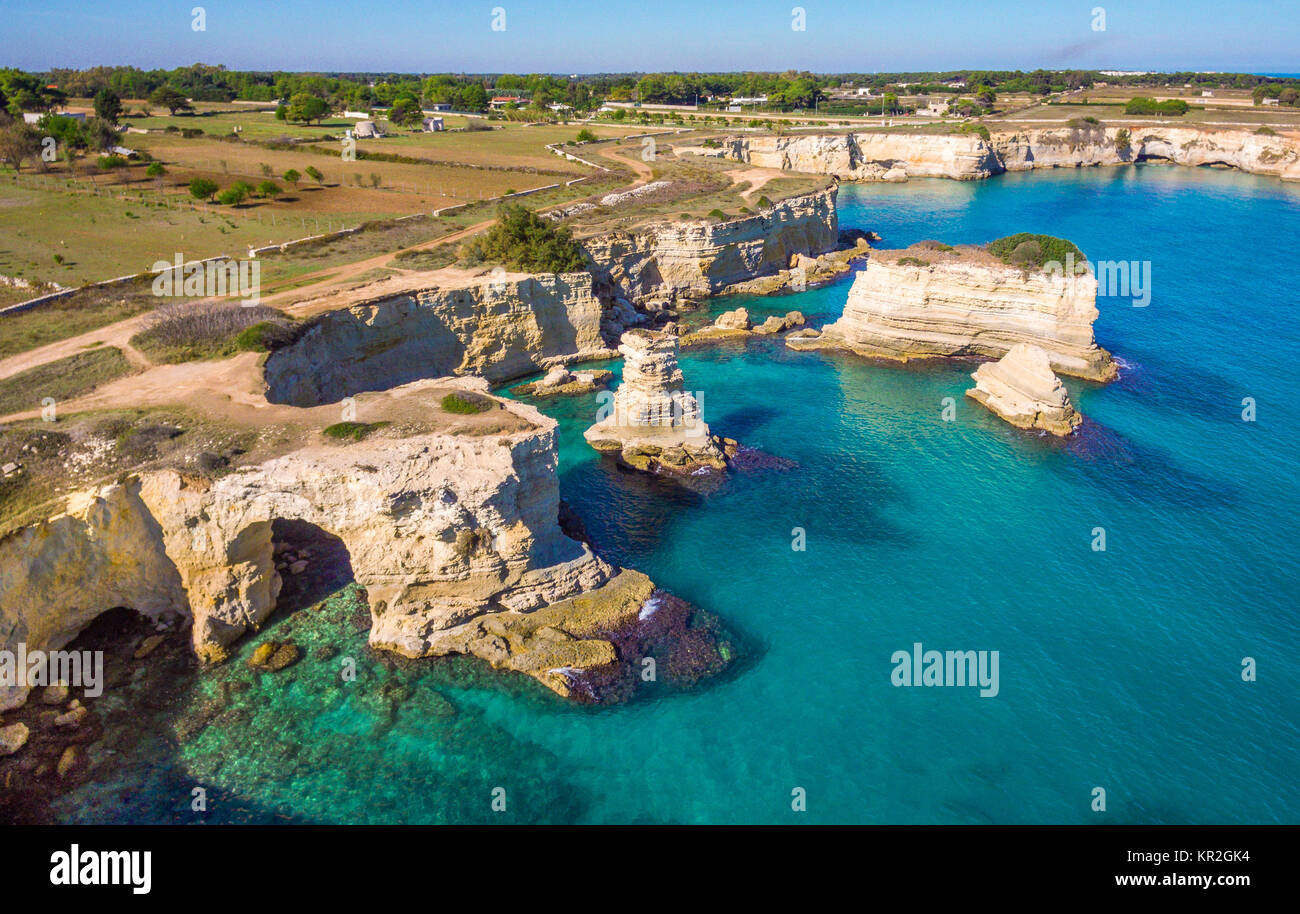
[270,519,356,615]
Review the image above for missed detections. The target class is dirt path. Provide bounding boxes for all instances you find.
[0,315,154,382]
[726,166,788,201]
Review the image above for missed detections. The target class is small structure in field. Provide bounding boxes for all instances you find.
[421,117,444,132]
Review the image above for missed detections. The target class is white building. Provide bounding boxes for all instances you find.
[352,120,383,138]
[421,117,444,132]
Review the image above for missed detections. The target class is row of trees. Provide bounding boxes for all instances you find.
[187,167,319,206]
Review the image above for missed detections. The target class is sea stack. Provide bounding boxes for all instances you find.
[584,329,736,476]
[788,242,1117,382]
[965,343,1083,436]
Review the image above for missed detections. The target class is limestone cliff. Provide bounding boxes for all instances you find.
[789,245,1116,382]
[726,126,1300,182]
[0,379,711,706]
[264,272,611,407]
[966,343,1083,436]
[581,187,839,308]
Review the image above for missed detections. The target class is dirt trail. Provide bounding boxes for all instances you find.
[0,315,154,382]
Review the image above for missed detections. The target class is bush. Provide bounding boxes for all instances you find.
[96,154,127,170]
[1256,126,1278,136]
[441,391,495,414]
[706,208,727,222]
[460,203,587,273]
[131,300,286,362]
[575,128,597,142]
[756,195,772,209]
[986,233,1086,271]
[233,320,295,351]
[958,123,991,142]
[897,256,931,267]
[305,165,323,184]
[145,161,165,177]
[323,421,389,441]
[181,127,204,139]
[1114,128,1131,153]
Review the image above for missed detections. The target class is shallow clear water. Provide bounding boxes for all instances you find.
[59,166,1300,824]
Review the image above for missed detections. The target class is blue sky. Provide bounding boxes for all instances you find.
[5,0,1298,73]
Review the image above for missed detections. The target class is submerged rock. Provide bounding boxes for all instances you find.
[966,343,1083,436]
[248,641,301,673]
[0,723,29,756]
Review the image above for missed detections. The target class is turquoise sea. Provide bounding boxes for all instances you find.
[55,165,1300,824]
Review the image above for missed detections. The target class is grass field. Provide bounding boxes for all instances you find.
[0,345,133,414]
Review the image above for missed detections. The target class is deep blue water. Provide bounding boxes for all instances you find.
[55,165,1300,824]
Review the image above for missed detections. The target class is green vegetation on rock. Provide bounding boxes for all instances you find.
[322,421,389,441]
[441,391,496,414]
[986,233,1087,271]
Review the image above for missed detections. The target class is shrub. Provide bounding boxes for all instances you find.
[756,195,772,209]
[460,203,587,273]
[145,161,165,177]
[575,128,597,142]
[706,208,727,222]
[897,256,931,267]
[131,300,286,362]
[1256,126,1278,136]
[958,123,991,142]
[323,421,389,441]
[1114,128,1131,153]
[986,233,1086,271]
[305,165,323,184]
[181,127,204,139]
[441,391,495,414]
[96,154,127,170]
[233,321,295,351]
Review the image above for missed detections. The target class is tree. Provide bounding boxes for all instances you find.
[84,117,118,152]
[218,181,252,205]
[0,121,41,172]
[389,93,423,127]
[575,128,596,142]
[304,164,323,184]
[275,104,287,121]
[285,93,329,124]
[283,168,300,187]
[149,86,193,116]
[93,87,123,125]
[188,177,219,201]
[146,161,165,177]
[257,180,282,198]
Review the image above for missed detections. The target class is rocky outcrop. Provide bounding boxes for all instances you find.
[0,378,718,704]
[582,187,839,311]
[789,245,1116,382]
[725,126,1300,182]
[513,366,614,398]
[584,330,735,477]
[264,272,614,406]
[966,344,1083,436]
